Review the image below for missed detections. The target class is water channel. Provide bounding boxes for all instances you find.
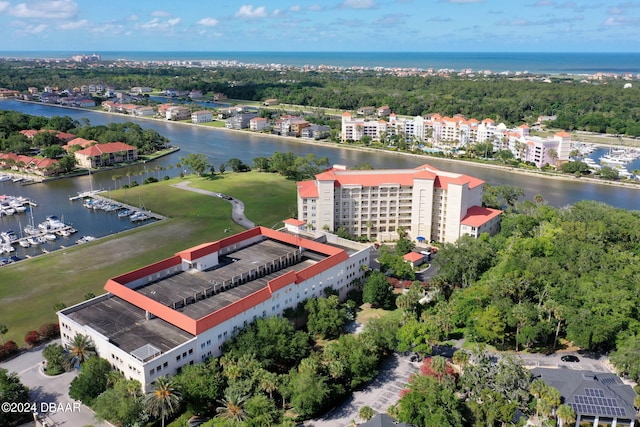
[1,99,639,260]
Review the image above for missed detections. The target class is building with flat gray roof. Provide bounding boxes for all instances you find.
[59,225,371,390]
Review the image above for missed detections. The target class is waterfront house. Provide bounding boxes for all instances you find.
[130,86,152,95]
[133,106,156,117]
[213,92,227,101]
[249,117,269,131]
[63,137,96,153]
[377,105,391,117]
[74,142,138,169]
[301,124,330,140]
[357,106,376,116]
[263,98,279,106]
[166,106,191,121]
[0,152,59,176]
[225,113,257,130]
[189,90,203,99]
[191,110,213,124]
[20,129,76,143]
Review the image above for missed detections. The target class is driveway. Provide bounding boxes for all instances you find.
[0,340,109,426]
[306,353,418,427]
[171,181,255,229]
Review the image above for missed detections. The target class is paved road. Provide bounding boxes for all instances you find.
[306,353,418,427]
[0,340,109,427]
[171,181,256,228]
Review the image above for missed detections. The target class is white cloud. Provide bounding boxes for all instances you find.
[340,0,377,8]
[0,1,9,13]
[235,5,268,18]
[17,23,48,33]
[10,0,78,19]
[603,16,640,25]
[58,18,89,30]
[444,0,483,3]
[128,15,139,21]
[290,4,301,11]
[151,10,171,17]
[307,4,324,11]
[138,17,181,31]
[168,18,180,26]
[197,17,219,26]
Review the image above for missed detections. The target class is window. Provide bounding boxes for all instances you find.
[163,362,168,368]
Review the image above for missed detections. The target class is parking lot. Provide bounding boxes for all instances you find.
[306,353,418,427]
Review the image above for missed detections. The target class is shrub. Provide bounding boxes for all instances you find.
[24,330,41,347]
[39,323,60,340]
[0,341,19,361]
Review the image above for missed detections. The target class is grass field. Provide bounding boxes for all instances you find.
[0,172,297,344]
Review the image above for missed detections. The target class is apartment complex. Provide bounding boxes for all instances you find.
[341,111,573,168]
[297,164,501,244]
[58,226,370,390]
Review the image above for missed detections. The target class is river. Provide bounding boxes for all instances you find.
[1,100,639,214]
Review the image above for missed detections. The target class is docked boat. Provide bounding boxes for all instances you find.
[24,225,39,235]
[118,209,133,218]
[0,175,11,182]
[76,235,96,244]
[130,211,149,222]
[18,240,30,248]
[27,237,40,246]
[1,230,18,243]
[43,233,57,241]
[1,244,15,253]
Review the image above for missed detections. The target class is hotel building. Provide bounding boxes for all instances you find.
[297,164,501,244]
[58,226,370,390]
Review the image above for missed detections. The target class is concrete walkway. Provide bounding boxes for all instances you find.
[171,181,256,229]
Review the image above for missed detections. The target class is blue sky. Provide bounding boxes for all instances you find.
[0,0,639,52]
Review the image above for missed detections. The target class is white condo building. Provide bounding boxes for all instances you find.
[341,111,573,168]
[58,226,370,391]
[297,164,502,244]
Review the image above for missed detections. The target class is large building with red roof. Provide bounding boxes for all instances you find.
[57,226,370,390]
[297,164,501,244]
[74,141,138,168]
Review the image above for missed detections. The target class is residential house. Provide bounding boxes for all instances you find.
[163,88,189,97]
[133,106,156,117]
[166,106,191,121]
[263,98,279,106]
[0,152,59,176]
[403,252,425,268]
[249,117,269,131]
[288,119,310,137]
[74,142,138,168]
[213,92,227,101]
[131,87,153,94]
[191,110,213,124]
[377,105,391,117]
[189,90,203,99]
[225,113,257,130]
[357,106,376,116]
[301,124,330,140]
[63,137,96,152]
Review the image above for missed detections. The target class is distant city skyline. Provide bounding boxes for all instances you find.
[0,0,639,53]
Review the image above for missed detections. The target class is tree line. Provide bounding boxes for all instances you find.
[3,61,640,134]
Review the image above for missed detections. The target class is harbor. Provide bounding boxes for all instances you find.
[0,182,163,265]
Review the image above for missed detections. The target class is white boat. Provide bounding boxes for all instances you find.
[24,225,39,235]
[56,229,71,237]
[44,233,57,241]
[27,237,40,246]
[1,230,18,243]
[11,177,23,183]
[1,244,15,253]
[130,211,149,222]
[0,175,11,182]
[18,240,30,248]
[118,209,133,218]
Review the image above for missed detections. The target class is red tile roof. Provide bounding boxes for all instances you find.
[403,252,424,262]
[284,218,306,226]
[75,142,136,157]
[555,131,571,138]
[297,180,319,198]
[460,206,502,227]
[309,164,484,190]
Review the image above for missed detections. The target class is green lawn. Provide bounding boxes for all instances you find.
[0,172,297,345]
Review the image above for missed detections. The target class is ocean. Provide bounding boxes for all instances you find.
[1,51,640,75]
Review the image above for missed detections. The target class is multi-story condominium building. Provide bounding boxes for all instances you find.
[74,142,138,168]
[166,106,191,121]
[57,225,370,391]
[297,164,501,244]
[249,117,269,131]
[341,112,573,168]
[225,113,258,130]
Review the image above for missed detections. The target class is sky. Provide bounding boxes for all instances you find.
[0,0,639,52]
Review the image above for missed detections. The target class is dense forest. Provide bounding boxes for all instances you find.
[2,61,640,135]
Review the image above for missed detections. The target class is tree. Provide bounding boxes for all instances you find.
[227,157,250,172]
[219,162,226,174]
[359,405,375,422]
[397,374,464,427]
[175,357,224,414]
[305,295,347,339]
[363,271,395,309]
[556,403,576,427]
[64,333,95,369]
[93,378,146,427]
[0,368,32,427]
[599,165,620,180]
[43,343,67,375]
[41,144,65,159]
[68,356,111,404]
[58,154,76,172]
[215,393,249,423]
[180,153,209,176]
[285,357,330,418]
[145,376,182,427]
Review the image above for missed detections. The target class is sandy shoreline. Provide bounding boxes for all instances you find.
[8,99,640,192]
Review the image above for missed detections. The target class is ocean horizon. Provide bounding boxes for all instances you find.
[1,51,640,75]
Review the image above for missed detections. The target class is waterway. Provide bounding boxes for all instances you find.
[1,100,639,225]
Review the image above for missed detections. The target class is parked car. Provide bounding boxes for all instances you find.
[561,355,580,362]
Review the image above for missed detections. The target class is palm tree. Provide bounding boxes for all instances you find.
[556,404,576,427]
[0,323,7,345]
[431,355,447,383]
[258,370,278,400]
[359,405,375,422]
[452,349,469,372]
[63,333,95,369]
[145,376,182,427]
[215,393,249,422]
